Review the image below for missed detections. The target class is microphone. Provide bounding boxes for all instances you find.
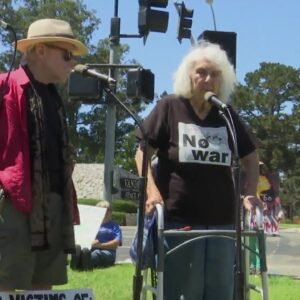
[73,64,116,85]
[204,91,228,110]
[0,20,10,30]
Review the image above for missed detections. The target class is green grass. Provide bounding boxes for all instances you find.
[279,223,300,229]
[58,264,300,300]
[249,275,300,300]
[77,198,99,206]
[61,264,134,300]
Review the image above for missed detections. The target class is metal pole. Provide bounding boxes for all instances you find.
[103,0,120,202]
[102,87,148,300]
[218,109,245,300]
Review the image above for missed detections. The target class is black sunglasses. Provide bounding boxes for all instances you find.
[43,44,75,62]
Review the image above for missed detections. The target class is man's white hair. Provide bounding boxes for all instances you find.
[20,46,36,65]
[96,200,111,210]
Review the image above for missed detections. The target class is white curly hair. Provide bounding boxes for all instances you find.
[173,41,237,103]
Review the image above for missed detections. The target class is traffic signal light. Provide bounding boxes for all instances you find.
[138,0,169,41]
[176,1,194,43]
[198,30,237,69]
[68,71,104,104]
[127,68,155,103]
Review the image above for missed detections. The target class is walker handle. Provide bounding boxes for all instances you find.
[155,203,164,230]
[247,206,264,230]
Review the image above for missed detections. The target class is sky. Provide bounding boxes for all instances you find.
[1,0,300,109]
[82,0,300,100]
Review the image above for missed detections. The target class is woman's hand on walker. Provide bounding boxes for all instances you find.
[145,196,164,215]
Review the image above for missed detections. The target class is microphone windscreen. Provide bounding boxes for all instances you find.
[204,91,216,102]
[73,64,87,74]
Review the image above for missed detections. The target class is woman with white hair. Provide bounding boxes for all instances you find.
[135,41,260,300]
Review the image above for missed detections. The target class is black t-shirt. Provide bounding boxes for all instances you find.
[137,95,256,225]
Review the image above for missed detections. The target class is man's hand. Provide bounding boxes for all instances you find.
[91,239,101,248]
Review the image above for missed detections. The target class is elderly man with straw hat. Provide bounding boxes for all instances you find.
[0,18,88,291]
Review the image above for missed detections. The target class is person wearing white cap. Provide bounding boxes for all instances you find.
[0,18,88,290]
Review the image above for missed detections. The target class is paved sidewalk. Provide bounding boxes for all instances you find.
[266,228,300,278]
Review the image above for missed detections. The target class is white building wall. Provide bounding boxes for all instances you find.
[72,163,104,200]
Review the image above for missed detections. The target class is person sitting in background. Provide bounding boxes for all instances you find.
[258,161,283,235]
[71,201,122,270]
[90,201,122,268]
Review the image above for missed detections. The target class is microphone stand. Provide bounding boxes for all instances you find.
[103,86,148,300]
[218,108,244,300]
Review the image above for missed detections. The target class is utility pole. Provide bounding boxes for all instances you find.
[102,2,169,299]
[103,0,120,202]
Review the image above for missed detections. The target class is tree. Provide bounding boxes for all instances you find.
[0,0,101,155]
[232,62,300,216]
[114,130,139,172]
[0,0,99,70]
[232,62,300,173]
[1,0,149,169]
[280,173,300,219]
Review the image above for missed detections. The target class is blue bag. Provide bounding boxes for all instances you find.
[129,211,157,269]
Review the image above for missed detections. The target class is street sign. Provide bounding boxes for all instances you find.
[120,177,141,201]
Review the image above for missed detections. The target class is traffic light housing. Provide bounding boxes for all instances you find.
[176,2,194,43]
[138,0,169,40]
[68,71,104,104]
[198,30,237,69]
[126,68,155,103]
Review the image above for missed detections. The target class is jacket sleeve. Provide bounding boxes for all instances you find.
[0,75,32,212]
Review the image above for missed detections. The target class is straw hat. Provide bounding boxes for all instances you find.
[17,18,88,56]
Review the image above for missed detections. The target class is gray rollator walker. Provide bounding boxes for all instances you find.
[140,204,269,300]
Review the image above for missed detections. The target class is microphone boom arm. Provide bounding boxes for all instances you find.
[218,108,244,300]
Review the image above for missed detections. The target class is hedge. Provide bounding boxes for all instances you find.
[112,199,138,213]
[77,198,137,226]
[77,198,99,206]
[112,211,126,226]
[77,198,138,212]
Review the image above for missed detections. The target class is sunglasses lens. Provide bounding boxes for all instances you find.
[44,44,75,61]
[63,50,73,62]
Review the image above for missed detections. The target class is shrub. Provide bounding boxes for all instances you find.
[112,199,138,213]
[112,211,126,225]
[78,198,99,206]
[292,216,300,224]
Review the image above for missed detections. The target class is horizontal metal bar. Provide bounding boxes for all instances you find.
[86,64,141,69]
[163,229,262,237]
